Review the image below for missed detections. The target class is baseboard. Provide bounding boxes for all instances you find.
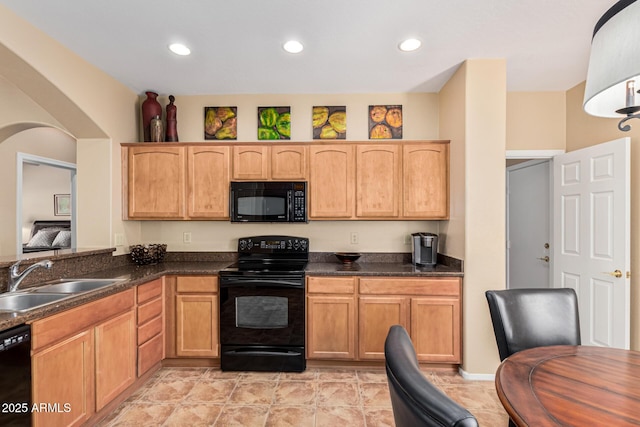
[458,367,495,381]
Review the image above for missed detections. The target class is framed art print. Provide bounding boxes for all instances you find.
[369,105,403,139]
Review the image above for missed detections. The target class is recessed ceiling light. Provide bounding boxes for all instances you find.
[169,43,191,56]
[399,38,421,52]
[283,40,304,54]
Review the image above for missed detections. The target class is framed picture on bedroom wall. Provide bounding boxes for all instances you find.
[54,194,71,216]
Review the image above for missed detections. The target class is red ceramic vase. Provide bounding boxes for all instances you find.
[141,91,162,142]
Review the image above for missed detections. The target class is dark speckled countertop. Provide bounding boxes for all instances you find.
[305,261,463,276]
[0,250,462,332]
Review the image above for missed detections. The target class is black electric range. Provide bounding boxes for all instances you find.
[218,236,309,372]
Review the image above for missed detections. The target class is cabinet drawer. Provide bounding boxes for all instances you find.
[137,278,162,304]
[32,289,135,352]
[307,276,356,294]
[137,297,162,325]
[176,276,218,293]
[359,277,461,296]
[138,332,163,377]
[137,314,163,345]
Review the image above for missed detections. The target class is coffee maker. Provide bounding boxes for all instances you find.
[411,232,438,266]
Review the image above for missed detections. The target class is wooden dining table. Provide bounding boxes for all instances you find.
[495,345,640,426]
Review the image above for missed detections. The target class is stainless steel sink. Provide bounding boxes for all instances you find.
[30,278,126,294]
[0,293,71,312]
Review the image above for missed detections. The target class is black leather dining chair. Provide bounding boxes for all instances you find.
[485,288,581,361]
[384,325,479,427]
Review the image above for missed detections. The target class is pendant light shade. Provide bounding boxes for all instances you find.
[583,0,640,131]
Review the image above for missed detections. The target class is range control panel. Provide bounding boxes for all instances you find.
[238,235,309,254]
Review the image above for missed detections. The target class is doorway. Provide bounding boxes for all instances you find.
[506,159,551,289]
[16,153,77,254]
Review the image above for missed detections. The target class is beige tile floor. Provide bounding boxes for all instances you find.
[98,367,509,426]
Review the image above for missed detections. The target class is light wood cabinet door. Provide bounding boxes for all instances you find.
[138,333,164,376]
[176,294,219,357]
[95,310,136,410]
[271,145,307,180]
[411,297,461,363]
[403,143,449,219]
[233,146,269,180]
[358,296,410,360]
[309,145,355,219]
[32,330,94,427]
[187,146,230,218]
[307,295,357,359]
[128,146,185,218]
[356,144,401,218]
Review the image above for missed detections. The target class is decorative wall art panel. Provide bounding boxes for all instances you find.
[258,107,291,140]
[204,106,237,140]
[312,106,346,139]
[368,105,402,139]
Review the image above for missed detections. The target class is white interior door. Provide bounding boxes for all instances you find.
[553,138,630,349]
[506,160,551,289]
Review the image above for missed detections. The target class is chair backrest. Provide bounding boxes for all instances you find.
[384,325,479,427]
[485,288,581,361]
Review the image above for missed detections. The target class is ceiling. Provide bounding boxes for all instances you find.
[0,0,614,96]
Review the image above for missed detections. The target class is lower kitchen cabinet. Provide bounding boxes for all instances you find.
[31,289,136,427]
[174,276,219,357]
[94,310,137,410]
[358,296,409,360]
[136,278,164,377]
[32,330,93,427]
[306,275,462,364]
[306,276,357,360]
[359,277,461,363]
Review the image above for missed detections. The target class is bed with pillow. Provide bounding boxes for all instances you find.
[23,220,72,253]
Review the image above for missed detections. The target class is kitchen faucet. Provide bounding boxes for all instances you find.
[8,260,53,292]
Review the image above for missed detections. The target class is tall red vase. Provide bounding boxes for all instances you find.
[141,91,162,142]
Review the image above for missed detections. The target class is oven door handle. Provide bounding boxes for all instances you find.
[220,277,304,288]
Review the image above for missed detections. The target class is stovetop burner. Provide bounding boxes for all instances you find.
[220,235,310,277]
[221,261,308,274]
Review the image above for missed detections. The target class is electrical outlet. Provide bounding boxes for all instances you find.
[114,233,124,246]
[404,234,412,245]
[183,232,192,244]
[350,232,359,245]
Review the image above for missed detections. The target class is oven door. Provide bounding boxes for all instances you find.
[219,276,305,347]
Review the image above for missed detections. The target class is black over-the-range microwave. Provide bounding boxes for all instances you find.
[230,181,307,223]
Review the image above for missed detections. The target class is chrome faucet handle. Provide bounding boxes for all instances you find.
[7,259,54,292]
[9,260,23,276]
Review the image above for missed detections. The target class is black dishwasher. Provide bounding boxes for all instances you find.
[0,324,31,426]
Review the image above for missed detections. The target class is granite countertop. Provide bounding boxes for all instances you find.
[0,253,463,332]
[306,261,463,276]
[0,261,230,331]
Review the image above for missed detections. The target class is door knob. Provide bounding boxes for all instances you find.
[537,256,549,262]
[604,270,623,278]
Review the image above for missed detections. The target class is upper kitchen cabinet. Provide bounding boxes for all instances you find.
[232,146,269,180]
[232,145,307,181]
[187,146,230,219]
[402,143,449,219]
[122,140,448,221]
[356,144,401,218]
[123,144,230,220]
[126,146,185,219]
[309,145,355,219]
